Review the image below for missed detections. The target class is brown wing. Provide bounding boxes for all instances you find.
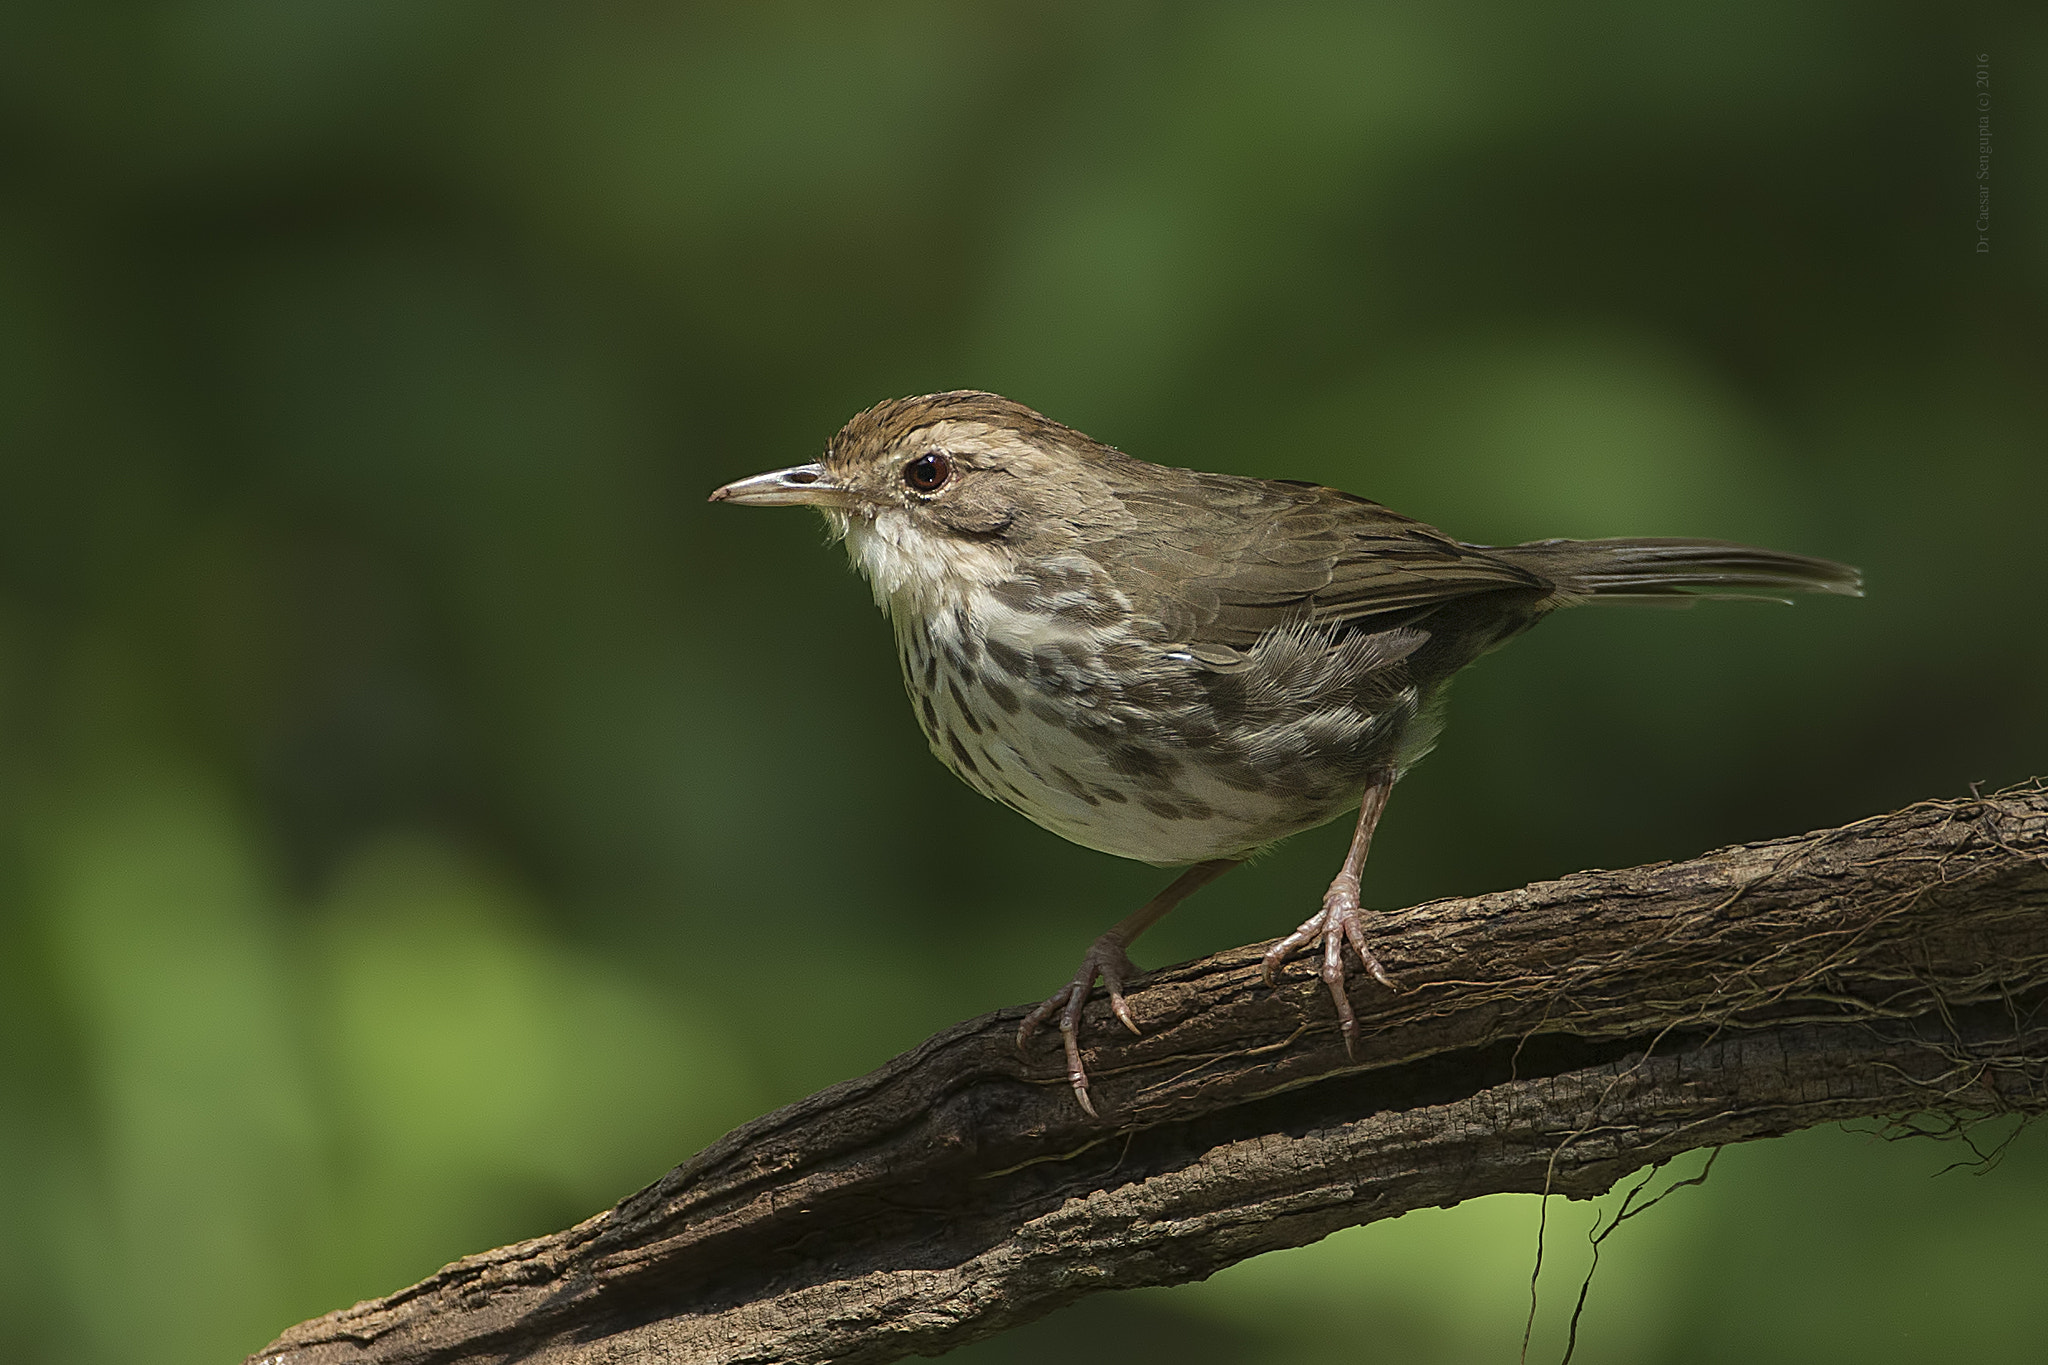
[1099,471,1549,651]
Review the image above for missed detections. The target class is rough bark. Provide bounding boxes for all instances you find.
[252,784,2048,1365]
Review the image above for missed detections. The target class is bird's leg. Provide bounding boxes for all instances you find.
[1019,857,1240,1116]
[1261,773,1399,1055]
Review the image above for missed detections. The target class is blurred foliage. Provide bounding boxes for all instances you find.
[0,2,2044,1362]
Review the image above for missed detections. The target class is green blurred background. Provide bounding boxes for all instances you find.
[2,3,2043,1362]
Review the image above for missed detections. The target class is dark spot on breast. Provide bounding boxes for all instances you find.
[1107,744,1181,780]
[1263,767,1318,800]
[1208,760,1268,792]
[947,679,983,733]
[923,651,940,689]
[951,608,982,658]
[1028,699,1065,727]
[920,694,940,733]
[1139,797,1183,820]
[1072,718,1119,748]
[1050,766,1092,798]
[985,680,1020,713]
[987,639,1030,678]
[946,730,982,775]
[1094,785,1129,804]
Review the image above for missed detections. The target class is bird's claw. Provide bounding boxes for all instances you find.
[1018,935,1143,1117]
[1260,875,1398,1055]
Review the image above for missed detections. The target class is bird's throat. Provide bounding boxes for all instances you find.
[838,509,1016,621]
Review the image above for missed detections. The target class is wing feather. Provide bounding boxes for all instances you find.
[1102,473,1548,650]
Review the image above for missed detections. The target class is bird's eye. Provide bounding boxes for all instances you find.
[904,451,952,493]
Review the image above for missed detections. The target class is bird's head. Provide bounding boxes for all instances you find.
[710,391,1119,613]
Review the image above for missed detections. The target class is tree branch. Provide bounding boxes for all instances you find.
[252,784,2048,1365]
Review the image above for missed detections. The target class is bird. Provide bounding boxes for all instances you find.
[710,390,1860,1114]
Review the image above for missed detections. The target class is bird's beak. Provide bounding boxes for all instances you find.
[707,462,851,508]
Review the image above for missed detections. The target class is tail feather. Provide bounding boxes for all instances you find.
[1490,537,1863,605]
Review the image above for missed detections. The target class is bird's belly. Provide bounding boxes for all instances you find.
[894,606,1383,865]
[968,705,1351,864]
[943,708,1343,863]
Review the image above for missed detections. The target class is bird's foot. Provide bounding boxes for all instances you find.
[1260,874,1399,1056]
[1017,934,1144,1117]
